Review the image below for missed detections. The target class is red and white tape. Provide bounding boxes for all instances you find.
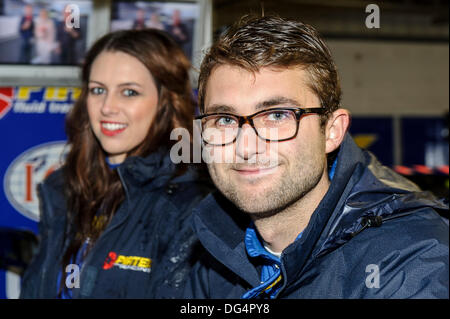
[394,165,449,176]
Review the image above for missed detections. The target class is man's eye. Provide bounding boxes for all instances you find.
[267,111,288,121]
[89,87,105,95]
[216,116,237,126]
[123,89,139,97]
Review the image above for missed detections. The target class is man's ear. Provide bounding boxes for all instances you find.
[325,109,351,154]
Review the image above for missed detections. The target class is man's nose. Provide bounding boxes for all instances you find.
[235,123,266,161]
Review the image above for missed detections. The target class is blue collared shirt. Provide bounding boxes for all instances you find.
[242,224,303,299]
[242,157,337,299]
[106,157,121,170]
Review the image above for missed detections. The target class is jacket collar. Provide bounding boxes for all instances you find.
[192,192,260,286]
[118,147,175,186]
[117,147,201,190]
[279,133,368,285]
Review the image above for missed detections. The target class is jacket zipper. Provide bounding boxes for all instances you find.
[38,228,53,297]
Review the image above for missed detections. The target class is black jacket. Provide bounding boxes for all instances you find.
[20,149,211,298]
[184,134,449,298]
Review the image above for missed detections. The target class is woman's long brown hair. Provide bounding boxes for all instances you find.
[59,29,194,295]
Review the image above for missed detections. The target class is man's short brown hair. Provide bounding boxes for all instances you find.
[198,15,342,123]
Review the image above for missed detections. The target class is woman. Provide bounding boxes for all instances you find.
[20,29,210,298]
[32,8,56,64]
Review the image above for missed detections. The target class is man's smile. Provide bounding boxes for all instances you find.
[232,164,280,177]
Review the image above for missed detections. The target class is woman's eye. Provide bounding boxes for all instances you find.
[89,87,105,95]
[123,89,139,97]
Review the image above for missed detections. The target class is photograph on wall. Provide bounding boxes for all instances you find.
[110,1,199,60]
[0,0,92,65]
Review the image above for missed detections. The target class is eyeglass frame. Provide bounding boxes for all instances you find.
[195,107,327,146]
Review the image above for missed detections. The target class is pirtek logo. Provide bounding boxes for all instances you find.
[103,251,152,273]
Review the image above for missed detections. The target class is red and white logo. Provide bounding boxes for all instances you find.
[3,141,69,221]
[0,87,14,119]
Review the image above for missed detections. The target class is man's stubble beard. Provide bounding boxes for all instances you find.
[208,153,326,220]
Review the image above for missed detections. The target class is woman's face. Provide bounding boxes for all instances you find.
[87,51,159,164]
[40,9,48,19]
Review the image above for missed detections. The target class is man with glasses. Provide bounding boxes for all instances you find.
[185,15,448,298]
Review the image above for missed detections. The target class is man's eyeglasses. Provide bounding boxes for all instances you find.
[196,107,326,146]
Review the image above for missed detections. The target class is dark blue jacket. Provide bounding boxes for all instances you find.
[184,134,449,298]
[20,149,211,298]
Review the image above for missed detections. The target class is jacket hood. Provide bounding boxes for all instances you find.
[192,133,449,288]
[314,149,448,259]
